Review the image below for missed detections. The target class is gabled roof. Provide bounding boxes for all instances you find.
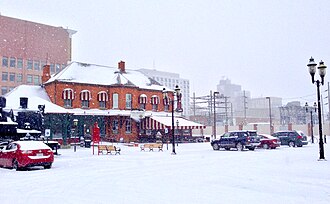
[45,62,167,91]
[4,85,69,114]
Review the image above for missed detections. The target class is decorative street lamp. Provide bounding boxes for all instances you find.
[305,102,317,143]
[176,119,179,146]
[213,91,219,139]
[164,85,182,155]
[307,57,327,160]
[266,97,273,134]
[73,118,79,152]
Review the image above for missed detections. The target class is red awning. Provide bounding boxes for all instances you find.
[141,116,205,130]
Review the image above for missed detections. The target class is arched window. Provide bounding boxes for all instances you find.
[62,88,74,108]
[139,94,147,109]
[80,90,91,108]
[151,95,159,112]
[97,91,108,109]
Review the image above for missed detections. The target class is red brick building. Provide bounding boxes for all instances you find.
[41,61,204,142]
[0,15,76,95]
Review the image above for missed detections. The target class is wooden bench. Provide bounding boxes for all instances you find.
[98,145,121,155]
[140,143,163,152]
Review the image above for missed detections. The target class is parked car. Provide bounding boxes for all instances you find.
[258,134,281,149]
[272,130,308,147]
[211,130,260,151]
[0,141,54,170]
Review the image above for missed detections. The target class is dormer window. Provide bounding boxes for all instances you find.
[80,90,91,108]
[62,88,74,108]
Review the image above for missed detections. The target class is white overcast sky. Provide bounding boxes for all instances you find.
[1,0,330,104]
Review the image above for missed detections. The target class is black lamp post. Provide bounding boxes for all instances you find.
[307,57,326,160]
[305,102,317,143]
[170,85,182,155]
[73,118,78,152]
[213,91,219,139]
[176,120,179,146]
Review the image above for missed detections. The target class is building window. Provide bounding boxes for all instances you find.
[2,72,8,82]
[112,119,119,134]
[27,60,33,70]
[17,58,23,69]
[17,73,23,83]
[41,61,46,69]
[34,61,40,71]
[64,99,72,107]
[126,93,132,109]
[2,56,8,67]
[97,91,108,109]
[1,87,7,95]
[10,57,16,68]
[151,95,159,111]
[139,94,147,110]
[27,75,33,84]
[125,118,132,133]
[50,64,55,73]
[55,64,61,72]
[9,73,15,82]
[62,88,74,108]
[113,93,119,109]
[80,90,91,108]
[33,75,39,85]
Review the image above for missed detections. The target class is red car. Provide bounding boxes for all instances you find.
[258,134,281,149]
[0,141,54,170]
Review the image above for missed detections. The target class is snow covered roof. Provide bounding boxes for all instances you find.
[4,85,69,114]
[45,62,168,91]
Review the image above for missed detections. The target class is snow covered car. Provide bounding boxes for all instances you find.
[257,134,281,149]
[0,141,54,170]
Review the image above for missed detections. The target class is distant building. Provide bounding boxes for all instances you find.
[0,15,76,95]
[138,69,190,116]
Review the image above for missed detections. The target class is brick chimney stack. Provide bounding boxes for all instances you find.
[118,61,126,73]
[42,65,51,83]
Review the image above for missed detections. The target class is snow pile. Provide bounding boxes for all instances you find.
[0,142,329,204]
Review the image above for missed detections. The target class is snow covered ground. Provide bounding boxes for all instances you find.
[1,142,329,204]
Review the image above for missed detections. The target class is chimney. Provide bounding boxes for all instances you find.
[118,61,126,73]
[20,97,28,109]
[42,65,51,83]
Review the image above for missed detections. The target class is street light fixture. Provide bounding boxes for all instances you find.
[213,91,219,139]
[266,97,272,134]
[73,118,79,152]
[307,57,327,160]
[176,119,179,146]
[165,85,182,155]
[305,102,317,143]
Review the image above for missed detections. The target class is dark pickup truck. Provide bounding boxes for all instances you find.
[211,130,260,151]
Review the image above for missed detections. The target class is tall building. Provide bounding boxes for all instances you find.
[0,15,76,95]
[138,69,190,116]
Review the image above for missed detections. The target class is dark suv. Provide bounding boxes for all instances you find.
[271,130,308,147]
[211,130,260,151]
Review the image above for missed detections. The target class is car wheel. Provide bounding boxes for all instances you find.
[263,144,269,149]
[212,143,220,150]
[288,141,295,147]
[249,147,255,151]
[12,159,20,171]
[44,163,52,169]
[236,142,244,151]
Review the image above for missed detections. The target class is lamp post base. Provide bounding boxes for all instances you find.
[317,159,327,161]
[171,152,176,155]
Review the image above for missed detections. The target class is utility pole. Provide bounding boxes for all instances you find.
[243,90,248,125]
